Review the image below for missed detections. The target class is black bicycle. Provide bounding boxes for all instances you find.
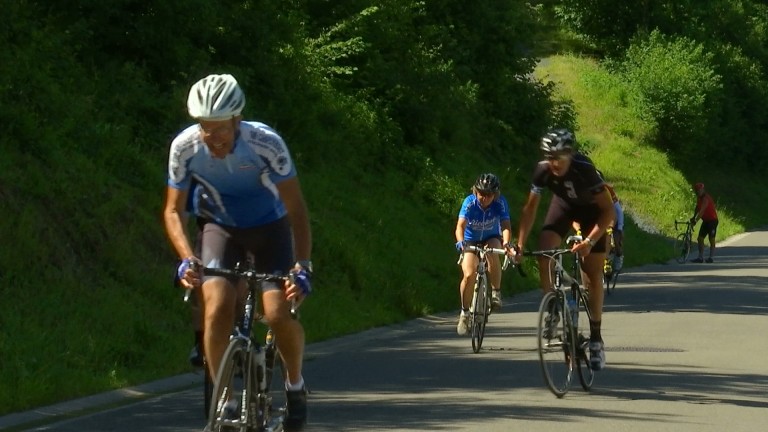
[674,220,694,263]
[524,235,595,397]
[458,245,510,353]
[196,265,293,432]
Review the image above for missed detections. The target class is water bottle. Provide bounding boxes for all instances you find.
[568,298,578,328]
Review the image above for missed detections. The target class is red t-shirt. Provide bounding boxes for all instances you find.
[696,193,718,221]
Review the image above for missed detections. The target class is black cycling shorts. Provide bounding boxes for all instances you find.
[698,219,719,239]
[200,217,294,291]
[541,195,608,253]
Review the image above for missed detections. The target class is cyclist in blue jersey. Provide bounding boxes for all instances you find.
[454,173,516,335]
[164,74,312,431]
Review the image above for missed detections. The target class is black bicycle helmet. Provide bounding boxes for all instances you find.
[474,173,500,193]
[540,128,575,153]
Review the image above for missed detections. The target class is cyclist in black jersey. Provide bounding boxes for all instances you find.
[514,129,615,371]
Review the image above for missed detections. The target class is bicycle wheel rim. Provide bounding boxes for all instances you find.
[537,292,573,397]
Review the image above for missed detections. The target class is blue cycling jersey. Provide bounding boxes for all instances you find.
[167,121,296,228]
[458,194,511,241]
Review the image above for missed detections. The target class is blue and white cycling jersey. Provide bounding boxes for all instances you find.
[458,194,511,242]
[167,121,296,228]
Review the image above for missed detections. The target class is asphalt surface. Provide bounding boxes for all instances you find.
[2,229,767,431]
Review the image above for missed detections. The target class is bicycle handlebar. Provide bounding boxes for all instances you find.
[200,266,289,282]
[457,244,511,269]
[675,219,691,229]
[184,264,299,316]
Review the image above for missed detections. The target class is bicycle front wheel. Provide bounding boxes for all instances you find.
[674,233,691,263]
[470,278,488,353]
[537,291,574,397]
[207,338,267,432]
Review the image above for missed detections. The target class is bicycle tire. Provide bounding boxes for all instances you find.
[470,276,488,353]
[204,363,213,419]
[674,233,691,263]
[537,291,574,397]
[575,289,595,391]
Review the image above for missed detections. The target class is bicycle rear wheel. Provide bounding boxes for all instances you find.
[470,278,488,353]
[674,233,691,263]
[575,290,595,391]
[537,291,574,397]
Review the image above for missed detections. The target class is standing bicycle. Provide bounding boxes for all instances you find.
[164,73,313,431]
[524,235,595,397]
[457,245,512,352]
[674,219,694,263]
[454,173,516,337]
[515,129,615,372]
[199,264,301,432]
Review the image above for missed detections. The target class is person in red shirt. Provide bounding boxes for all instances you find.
[690,182,718,263]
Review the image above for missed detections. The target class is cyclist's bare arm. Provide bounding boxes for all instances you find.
[517,192,541,253]
[501,219,513,251]
[277,177,312,263]
[163,185,200,289]
[455,217,468,243]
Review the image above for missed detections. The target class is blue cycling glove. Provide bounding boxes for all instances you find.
[292,269,312,296]
[177,258,193,280]
[455,240,466,252]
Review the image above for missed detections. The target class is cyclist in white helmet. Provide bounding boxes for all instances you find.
[164,73,312,431]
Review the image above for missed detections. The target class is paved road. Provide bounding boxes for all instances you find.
[3,230,767,432]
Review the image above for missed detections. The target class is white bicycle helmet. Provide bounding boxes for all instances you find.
[540,128,575,153]
[187,74,246,121]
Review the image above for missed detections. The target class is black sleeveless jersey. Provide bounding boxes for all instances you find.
[530,153,605,206]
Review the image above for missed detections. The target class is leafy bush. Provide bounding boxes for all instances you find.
[619,30,723,162]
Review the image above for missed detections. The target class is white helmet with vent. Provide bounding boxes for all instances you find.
[187,74,245,121]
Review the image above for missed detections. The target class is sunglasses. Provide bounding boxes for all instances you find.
[544,152,571,161]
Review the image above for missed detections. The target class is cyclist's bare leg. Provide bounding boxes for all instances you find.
[708,233,716,259]
[263,289,305,387]
[697,236,706,259]
[199,276,239,380]
[459,253,479,309]
[485,238,503,290]
[580,253,605,322]
[537,230,562,293]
